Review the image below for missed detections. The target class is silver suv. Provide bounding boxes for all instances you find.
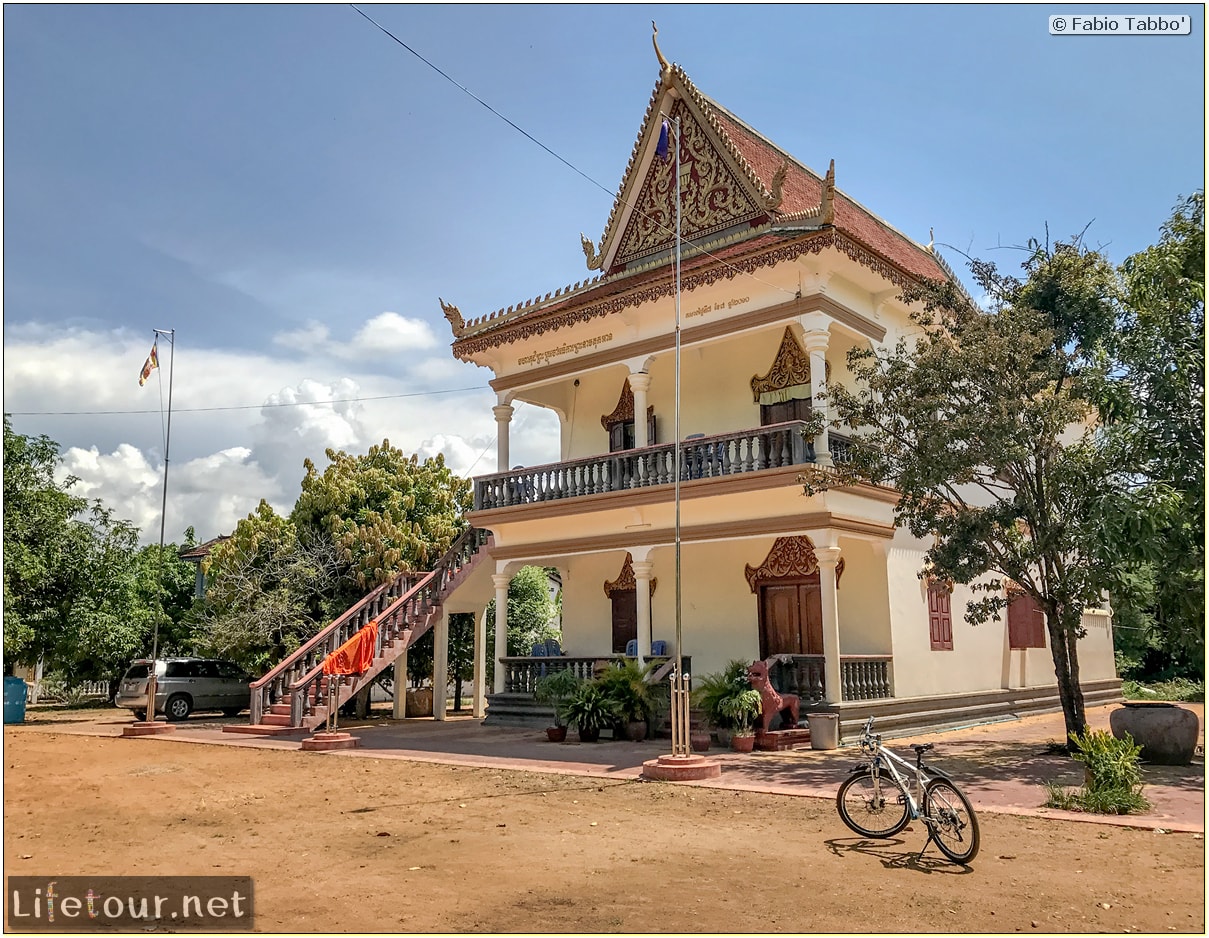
[114,658,251,721]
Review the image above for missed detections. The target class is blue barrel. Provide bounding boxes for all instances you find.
[3,676,28,724]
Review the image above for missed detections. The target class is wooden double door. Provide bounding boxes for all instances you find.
[758,573,824,659]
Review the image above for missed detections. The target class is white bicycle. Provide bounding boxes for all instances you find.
[836,715,980,864]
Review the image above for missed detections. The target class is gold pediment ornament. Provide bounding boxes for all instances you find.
[604,552,658,597]
[745,536,844,592]
[601,379,654,430]
[751,327,831,402]
[613,97,766,267]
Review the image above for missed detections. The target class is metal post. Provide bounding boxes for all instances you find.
[670,115,690,758]
[143,329,174,722]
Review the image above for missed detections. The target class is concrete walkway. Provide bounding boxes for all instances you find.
[24,701,1205,833]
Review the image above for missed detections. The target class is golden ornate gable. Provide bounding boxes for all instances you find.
[600,378,654,430]
[603,553,658,597]
[745,536,844,592]
[751,327,813,402]
[612,96,767,267]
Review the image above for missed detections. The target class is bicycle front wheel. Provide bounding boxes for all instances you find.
[924,778,980,863]
[836,770,910,838]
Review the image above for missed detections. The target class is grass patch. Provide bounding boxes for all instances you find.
[1122,677,1205,703]
[1044,781,1152,815]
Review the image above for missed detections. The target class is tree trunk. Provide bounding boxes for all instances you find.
[354,683,371,719]
[453,677,463,712]
[1046,602,1087,749]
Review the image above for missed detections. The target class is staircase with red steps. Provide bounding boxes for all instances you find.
[224,527,492,736]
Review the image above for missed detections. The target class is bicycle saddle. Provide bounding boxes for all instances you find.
[911,743,934,753]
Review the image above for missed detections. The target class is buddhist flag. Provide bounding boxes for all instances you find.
[138,342,159,387]
[656,119,670,160]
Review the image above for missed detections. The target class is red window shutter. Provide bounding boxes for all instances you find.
[1008,591,1046,649]
[927,582,954,651]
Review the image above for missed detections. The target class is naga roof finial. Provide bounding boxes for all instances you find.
[439,297,465,336]
[652,21,670,74]
[580,232,604,271]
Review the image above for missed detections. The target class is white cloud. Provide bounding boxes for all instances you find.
[272,312,437,361]
[4,318,568,546]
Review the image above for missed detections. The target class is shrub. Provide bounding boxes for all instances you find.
[558,682,620,734]
[717,688,762,735]
[695,659,752,729]
[1044,726,1151,815]
[595,659,659,724]
[533,668,581,728]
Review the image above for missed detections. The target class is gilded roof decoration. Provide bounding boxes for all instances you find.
[751,326,815,402]
[745,536,844,591]
[604,552,658,597]
[445,55,954,354]
[600,378,655,430]
[612,97,766,266]
[651,21,670,75]
[580,233,604,271]
[439,298,465,337]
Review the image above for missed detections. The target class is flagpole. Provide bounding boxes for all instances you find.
[144,329,174,723]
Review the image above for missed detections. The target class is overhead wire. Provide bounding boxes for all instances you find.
[348,4,800,304]
[7,385,487,417]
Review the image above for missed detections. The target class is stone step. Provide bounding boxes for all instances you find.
[261,713,293,726]
[269,703,292,715]
[755,727,813,751]
[221,723,308,736]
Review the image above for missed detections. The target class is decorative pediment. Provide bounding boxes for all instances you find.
[610,97,768,269]
[745,536,844,592]
[751,327,812,403]
[601,379,654,429]
[603,553,658,597]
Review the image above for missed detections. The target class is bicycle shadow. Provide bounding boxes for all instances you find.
[824,836,976,874]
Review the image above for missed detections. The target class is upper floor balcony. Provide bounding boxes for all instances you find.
[473,420,853,511]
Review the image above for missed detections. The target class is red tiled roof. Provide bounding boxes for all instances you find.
[707,105,948,283]
[179,535,229,562]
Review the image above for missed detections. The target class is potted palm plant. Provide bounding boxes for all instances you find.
[533,667,581,742]
[696,659,751,747]
[559,681,620,743]
[596,659,659,741]
[718,688,762,753]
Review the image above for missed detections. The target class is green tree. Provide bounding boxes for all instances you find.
[3,416,88,667]
[802,235,1148,744]
[486,565,559,658]
[196,500,345,673]
[1101,193,1205,677]
[290,441,472,594]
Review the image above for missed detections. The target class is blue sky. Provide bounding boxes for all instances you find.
[4,3,1204,543]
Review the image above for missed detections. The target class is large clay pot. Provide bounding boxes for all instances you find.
[625,720,648,742]
[405,688,433,718]
[1109,702,1200,765]
[690,732,711,752]
[546,725,568,743]
[731,733,756,753]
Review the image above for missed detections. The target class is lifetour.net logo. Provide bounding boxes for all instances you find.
[7,877,253,932]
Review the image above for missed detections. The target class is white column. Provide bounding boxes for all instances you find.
[801,329,831,466]
[432,610,449,722]
[492,573,511,694]
[392,646,409,720]
[629,372,651,448]
[632,559,654,663]
[472,605,488,718]
[816,546,843,702]
[493,403,514,472]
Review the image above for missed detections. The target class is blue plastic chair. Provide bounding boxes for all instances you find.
[651,640,668,657]
[545,638,562,657]
[625,639,638,657]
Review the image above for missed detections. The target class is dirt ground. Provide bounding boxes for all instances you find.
[3,718,1205,935]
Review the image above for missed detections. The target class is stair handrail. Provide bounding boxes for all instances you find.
[279,526,491,728]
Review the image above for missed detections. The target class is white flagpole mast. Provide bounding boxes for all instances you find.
[144,329,175,722]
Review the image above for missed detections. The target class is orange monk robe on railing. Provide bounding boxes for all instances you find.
[322,620,379,677]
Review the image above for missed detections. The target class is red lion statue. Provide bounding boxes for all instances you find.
[746,659,801,733]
